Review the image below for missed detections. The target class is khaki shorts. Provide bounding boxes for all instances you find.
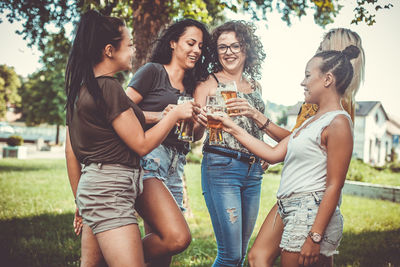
[76,163,143,235]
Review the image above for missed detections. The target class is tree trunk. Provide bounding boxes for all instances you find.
[131,0,172,71]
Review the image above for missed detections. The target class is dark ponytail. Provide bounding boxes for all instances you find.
[314,45,360,95]
[65,10,125,115]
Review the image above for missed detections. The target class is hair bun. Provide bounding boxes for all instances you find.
[342,45,360,60]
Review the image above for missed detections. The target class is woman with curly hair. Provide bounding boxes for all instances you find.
[194,20,290,266]
[212,44,360,267]
[126,18,211,267]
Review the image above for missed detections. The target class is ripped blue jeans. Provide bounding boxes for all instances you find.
[140,144,187,211]
[201,151,263,267]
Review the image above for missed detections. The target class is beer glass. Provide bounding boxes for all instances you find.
[206,95,225,145]
[217,81,239,115]
[175,96,192,134]
[177,96,195,142]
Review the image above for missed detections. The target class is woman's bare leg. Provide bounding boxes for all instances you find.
[96,224,145,267]
[80,224,107,267]
[281,250,333,267]
[135,178,191,267]
[248,203,283,267]
[281,251,300,267]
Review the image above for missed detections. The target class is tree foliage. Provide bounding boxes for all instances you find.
[351,0,393,25]
[0,0,393,71]
[0,65,21,119]
[0,0,393,137]
[18,31,70,143]
[276,109,288,126]
[19,30,69,127]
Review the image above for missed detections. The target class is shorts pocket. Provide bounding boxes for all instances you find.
[141,157,161,176]
[324,210,343,245]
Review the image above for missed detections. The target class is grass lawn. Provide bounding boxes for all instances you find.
[0,159,399,266]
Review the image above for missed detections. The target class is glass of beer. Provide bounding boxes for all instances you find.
[217,81,239,115]
[206,95,225,145]
[175,96,192,134]
[177,96,195,142]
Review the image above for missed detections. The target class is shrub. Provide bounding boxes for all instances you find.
[346,159,376,182]
[268,163,283,174]
[387,161,400,173]
[186,152,202,164]
[6,135,24,147]
[347,167,365,182]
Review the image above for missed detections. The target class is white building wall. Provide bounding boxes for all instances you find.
[353,116,366,160]
[362,106,388,165]
[382,133,393,163]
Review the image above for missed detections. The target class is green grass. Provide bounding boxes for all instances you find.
[0,159,400,266]
[346,159,400,186]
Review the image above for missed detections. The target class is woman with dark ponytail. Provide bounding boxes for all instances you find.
[211,45,360,267]
[65,10,198,266]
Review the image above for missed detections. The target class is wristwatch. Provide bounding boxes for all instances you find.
[308,231,322,244]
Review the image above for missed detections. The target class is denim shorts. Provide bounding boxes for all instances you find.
[76,163,143,235]
[277,191,343,257]
[140,144,187,211]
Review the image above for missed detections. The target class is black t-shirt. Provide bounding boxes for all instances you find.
[66,76,145,167]
[128,62,190,154]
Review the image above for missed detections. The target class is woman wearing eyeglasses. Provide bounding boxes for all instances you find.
[193,21,290,266]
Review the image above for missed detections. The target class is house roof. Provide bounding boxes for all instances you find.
[355,101,379,116]
[355,101,389,120]
[387,120,400,135]
[388,114,400,128]
[287,101,389,119]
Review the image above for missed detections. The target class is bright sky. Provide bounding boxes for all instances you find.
[0,0,399,116]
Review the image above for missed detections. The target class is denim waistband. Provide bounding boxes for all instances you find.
[277,191,324,211]
[203,145,261,165]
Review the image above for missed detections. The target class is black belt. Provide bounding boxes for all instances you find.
[203,145,260,165]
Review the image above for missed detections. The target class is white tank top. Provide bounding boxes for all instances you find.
[276,110,352,199]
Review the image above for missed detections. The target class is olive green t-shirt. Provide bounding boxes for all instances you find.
[67,76,145,168]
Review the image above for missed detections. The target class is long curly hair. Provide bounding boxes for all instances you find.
[210,20,266,80]
[150,19,212,95]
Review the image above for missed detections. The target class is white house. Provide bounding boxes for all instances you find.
[387,114,400,161]
[286,101,400,166]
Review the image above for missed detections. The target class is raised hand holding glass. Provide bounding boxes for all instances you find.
[206,95,225,145]
[177,96,195,142]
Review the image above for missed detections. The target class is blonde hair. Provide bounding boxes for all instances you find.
[293,28,365,130]
[318,28,365,120]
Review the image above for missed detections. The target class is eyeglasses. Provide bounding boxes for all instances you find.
[217,42,242,54]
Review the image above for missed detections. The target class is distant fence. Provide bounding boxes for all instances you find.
[0,125,66,143]
[343,181,400,203]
